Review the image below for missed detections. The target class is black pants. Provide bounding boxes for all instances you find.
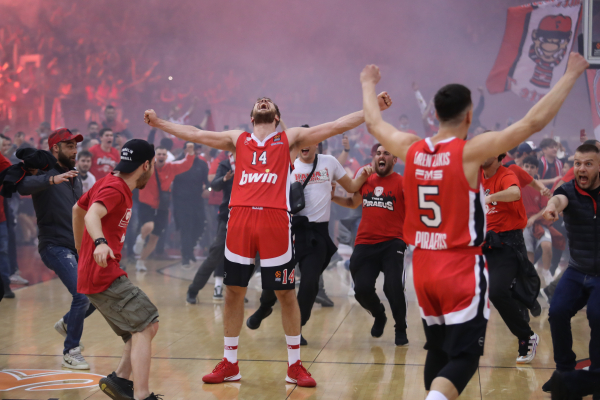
[260,223,331,326]
[350,239,407,331]
[188,219,226,296]
[179,208,205,263]
[486,243,532,341]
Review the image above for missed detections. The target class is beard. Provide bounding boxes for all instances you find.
[135,169,152,189]
[376,162,393,177]
[253,109,277,126]
[58,149,76,168]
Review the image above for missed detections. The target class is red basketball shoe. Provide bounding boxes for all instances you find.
[202,358,241,383]
[285,360,316,387]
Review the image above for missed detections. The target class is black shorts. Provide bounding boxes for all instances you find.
[138,202,169,235]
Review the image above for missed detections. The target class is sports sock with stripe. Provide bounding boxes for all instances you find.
[285,335,301,365]
[224,336,239,363]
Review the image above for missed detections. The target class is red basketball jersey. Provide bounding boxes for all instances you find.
[404,137,486,250]
[229,131,292,211]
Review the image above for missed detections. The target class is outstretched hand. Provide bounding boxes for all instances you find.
[360,165,374,178]
[543,204,560,222]
[185,142,195,155]
[377,92,392,111]
[54,170,78,184]
[144,109,159,127]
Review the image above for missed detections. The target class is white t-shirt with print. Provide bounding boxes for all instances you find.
[292,154,346,222]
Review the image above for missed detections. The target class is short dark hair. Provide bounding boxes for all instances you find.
[250,97,281,128]
[434,84,472,124]
[371,143,381,157]
[15,131,25,138]
[159,138,173,151]
[523,155,539,167]
[105,105,115,111]
[498,153,507,162]
[40,121,51,130]
[583,139,600,146]
[99,128,112,137]
[575,143,600,154]
[88,121,98,128]
[539,138,558,149]
[156,146,168,151]
[209,148,218,158]
[77,150,92,160]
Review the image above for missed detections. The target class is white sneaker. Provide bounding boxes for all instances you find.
[541,269,554,287]
[62,346,89,370]
[9,272,29,285]
[136,259,147,272]
[133,234,144,255]
[54,318,85,351]
[516,333,539,364]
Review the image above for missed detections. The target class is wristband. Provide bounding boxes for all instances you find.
[343,148,350,152]
[94,238,108,247]
[51,175,55,185]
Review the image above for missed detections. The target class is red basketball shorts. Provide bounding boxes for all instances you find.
[224,206,295,289]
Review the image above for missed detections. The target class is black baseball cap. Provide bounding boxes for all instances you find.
[114,139,155,173]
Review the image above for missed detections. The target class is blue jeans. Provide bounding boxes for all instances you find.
[549,266,600,373]
[0,222,11,291]
[39,245,96,353]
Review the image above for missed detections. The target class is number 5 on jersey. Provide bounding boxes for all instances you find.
[252,151,267,165]
[418,186,441,228]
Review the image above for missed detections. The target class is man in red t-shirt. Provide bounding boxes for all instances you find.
[73,139,160,400]
[482,153,539,364]
[89,128,120,179]
[133,143,195,272]
[333,144,408,346]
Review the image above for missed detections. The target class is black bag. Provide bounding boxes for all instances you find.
[289,155,318,214]
[155,168,171,211]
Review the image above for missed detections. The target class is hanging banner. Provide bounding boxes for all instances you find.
[487,1,582,103]
[586,69,600,139]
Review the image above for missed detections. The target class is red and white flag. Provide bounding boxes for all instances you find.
[487,1,581,103]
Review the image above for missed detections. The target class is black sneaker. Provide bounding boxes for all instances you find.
[143,394,164,400]
[315,289,334,307]
[99,372,134,400]
[395,330,408,346]
[371,307,387,338]
[3,288,15,299]
[550,371,583,400]
[246,307,273,330]
[542,376,552,393]
[300,335,307,346]
[186,291,197,305]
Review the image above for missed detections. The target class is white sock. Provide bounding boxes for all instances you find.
[285,335,301,365]
[426,391,448,400]
[136,259,145,267]
[224,336,239,363]
[214,276,223,287]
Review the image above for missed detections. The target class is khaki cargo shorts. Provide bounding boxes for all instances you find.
[87,276,159,343]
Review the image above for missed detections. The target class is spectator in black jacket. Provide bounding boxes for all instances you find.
[17,129,95,370]
[542,143,600,398]
[172,143,209,266]
[186,152,234,303]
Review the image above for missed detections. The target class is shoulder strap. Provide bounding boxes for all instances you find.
[155,167,162,193]
[302,154,318,189]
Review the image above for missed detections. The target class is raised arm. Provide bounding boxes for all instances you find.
[528,179,552,197]
[18,170,78,196]
[286,92,392,150]
[144,109,241,153]
[361,65,420,161]
[336,166,372,194]
[464,53,589,165]
[485,185,520,204]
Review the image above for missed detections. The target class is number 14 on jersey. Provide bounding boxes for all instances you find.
[252,151,267,165]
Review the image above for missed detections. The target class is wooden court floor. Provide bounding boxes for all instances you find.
[0,255,593,400]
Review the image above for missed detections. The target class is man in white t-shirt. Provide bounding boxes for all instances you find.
[76,151,96,193]
[246,142,372,345]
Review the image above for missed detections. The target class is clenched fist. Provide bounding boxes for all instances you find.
[144,109,159,127]
[186,142,195,155]
[377,92,392,111]
[565,52,589,78]
[361,65,381,85]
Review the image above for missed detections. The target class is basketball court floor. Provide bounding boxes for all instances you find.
[0,245,593,399]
